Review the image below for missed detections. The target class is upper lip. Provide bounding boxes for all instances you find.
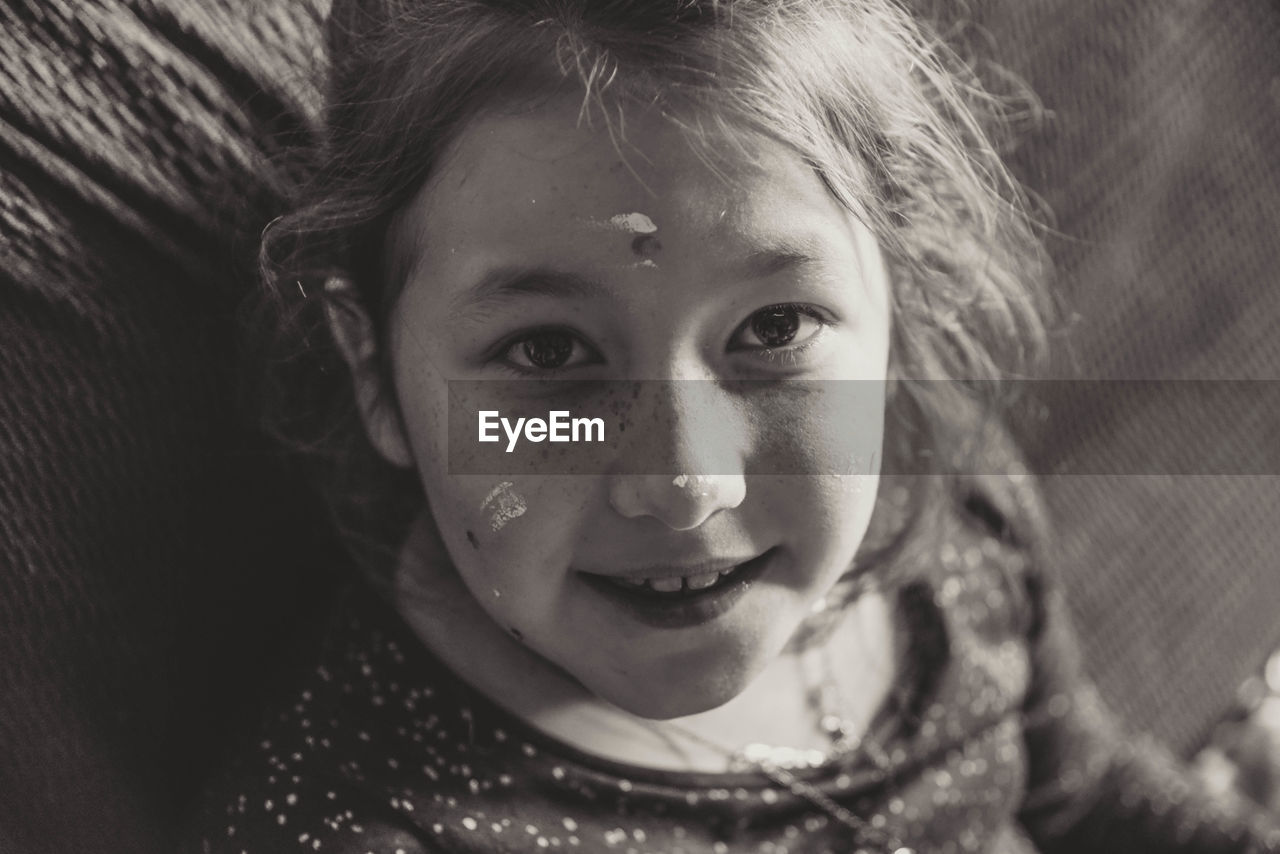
[578,555,763,581]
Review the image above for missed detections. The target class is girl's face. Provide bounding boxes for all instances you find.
[365,96,891,719]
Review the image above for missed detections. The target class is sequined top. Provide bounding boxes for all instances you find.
[190,499,1280,854]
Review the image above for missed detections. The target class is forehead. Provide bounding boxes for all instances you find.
[394,95,863,285]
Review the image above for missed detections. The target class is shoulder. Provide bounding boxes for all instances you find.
[184,583,450,854]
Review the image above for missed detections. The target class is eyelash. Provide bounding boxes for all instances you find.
[490,326,601,377]
[730,303,829,357]
[491,303,832,376]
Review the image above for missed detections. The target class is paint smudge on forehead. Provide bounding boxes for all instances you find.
[577,212,659,235]
[481,481,527,531]
[609,212,657,233]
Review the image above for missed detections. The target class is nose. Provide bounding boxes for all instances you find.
[606,380,748,530]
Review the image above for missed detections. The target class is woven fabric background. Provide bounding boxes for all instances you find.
[1,1,1278,852]
[0,3,335,853]
[956,0,1280,756]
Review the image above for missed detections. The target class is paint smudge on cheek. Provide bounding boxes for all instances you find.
[480,481,527,531]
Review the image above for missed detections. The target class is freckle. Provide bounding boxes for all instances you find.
[466,530,479,550]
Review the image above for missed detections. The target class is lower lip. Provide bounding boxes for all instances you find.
[577,549,776,630]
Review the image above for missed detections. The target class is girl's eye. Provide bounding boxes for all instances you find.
[501,329,598,372]
[731,304,828,351]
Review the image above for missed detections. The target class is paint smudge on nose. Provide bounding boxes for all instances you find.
[609,212,657,233]
[672,474,716,498]
[481,481,527,531]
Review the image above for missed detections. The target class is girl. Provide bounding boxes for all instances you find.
[193,1,1280,852]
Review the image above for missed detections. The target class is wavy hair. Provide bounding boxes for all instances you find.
[250,0,1052,580]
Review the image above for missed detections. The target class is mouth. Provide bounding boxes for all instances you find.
[577,548,777,629]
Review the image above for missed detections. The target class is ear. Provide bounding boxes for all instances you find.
[322,276,415,468]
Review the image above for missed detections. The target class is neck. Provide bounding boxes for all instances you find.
[392,512,898,774]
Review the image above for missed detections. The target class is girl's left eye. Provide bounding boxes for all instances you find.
[729,304,829,352]
[500,329,599,373]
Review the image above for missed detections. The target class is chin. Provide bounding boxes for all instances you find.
[588,648,770,721]
[606,684,741,721]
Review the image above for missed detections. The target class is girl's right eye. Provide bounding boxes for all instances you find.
[499,329,600,373]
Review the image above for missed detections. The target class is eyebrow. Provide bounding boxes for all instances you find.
[739,247,819,279]
[448,267,604,321]
[448,244,824,319]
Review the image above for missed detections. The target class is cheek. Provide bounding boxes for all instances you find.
[814,473,881,536]
[422,475,591,584]
[744,382,885,476]
[755,472,881,590]
[767,473,880,533]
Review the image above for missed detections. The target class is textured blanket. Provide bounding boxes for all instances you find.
[1,1,1278,851]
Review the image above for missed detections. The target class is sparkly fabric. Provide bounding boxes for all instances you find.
[190,493,1280,854]
[5,1,1280,851]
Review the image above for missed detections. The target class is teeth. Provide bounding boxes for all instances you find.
[646,576,684,593]
[684,571,721,590]
[605,565,744,594]
[616,566,739,594]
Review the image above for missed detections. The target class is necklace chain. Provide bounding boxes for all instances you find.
[652,634,913,853]
[657,718,912,853]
